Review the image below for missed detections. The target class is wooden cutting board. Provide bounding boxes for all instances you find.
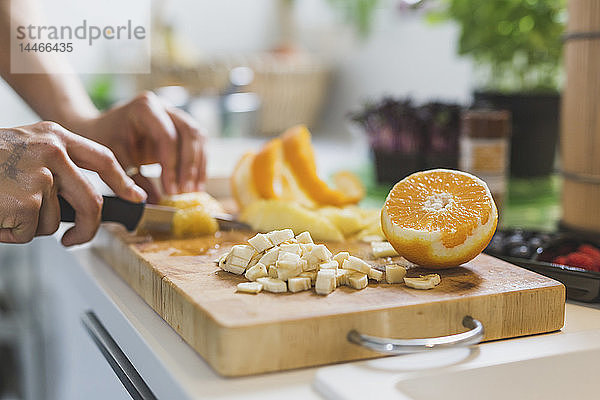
[95,225,565,377]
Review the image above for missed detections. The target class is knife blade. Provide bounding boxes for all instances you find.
[58,195,250,232]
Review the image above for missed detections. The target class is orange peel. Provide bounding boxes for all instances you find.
[281,125,361,207]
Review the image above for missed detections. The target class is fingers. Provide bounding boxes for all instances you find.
[166,107,206,192]
[41,143,103,246]
[131,173,161,204]
[0,196,41,244]
[55,128,147,204]
[36,168,60,236]
[131,92,178,195]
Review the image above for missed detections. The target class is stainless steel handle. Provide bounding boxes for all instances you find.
[347,315,484,354]
[81,311,157,400]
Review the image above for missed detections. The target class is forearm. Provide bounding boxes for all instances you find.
[0,0,99,127]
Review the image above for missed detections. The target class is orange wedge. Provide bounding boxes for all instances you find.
[281,125,361,207]
[333,171,365,201]
[252,138,281,199]
[381,169,498,268]
[231,152,261,208]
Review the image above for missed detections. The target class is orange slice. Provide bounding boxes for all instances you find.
[381,169,498,268]
[231,152,261,208]
[333,171,365,201]
[281,125,361,207]
[252,138,281,199]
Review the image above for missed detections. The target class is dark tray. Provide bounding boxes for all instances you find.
[484,229,600,302]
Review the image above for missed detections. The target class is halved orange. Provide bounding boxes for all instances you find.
[381,169,498,268]
[281,125,362,207]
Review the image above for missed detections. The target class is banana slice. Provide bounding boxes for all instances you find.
[342,256,371,274]
[245,263,268,281]
[367,267,384,282]
[404,274,441,290]
[236,282,263,294]
[371,241,399,258]
[288,277,311,293]
[248,233,274,253]
[347,272,368,290]
[256,277,287,293]
[385,265,407,284]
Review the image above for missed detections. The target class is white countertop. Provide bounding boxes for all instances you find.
[46,234,600,400]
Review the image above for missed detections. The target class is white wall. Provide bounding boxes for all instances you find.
[0,0,474,134]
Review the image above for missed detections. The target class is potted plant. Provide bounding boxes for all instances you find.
[427,0,566,177]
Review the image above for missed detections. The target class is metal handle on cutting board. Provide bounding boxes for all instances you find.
[81,311,157,400]
[347,315,484,354]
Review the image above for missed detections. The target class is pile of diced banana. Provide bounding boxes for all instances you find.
[216,229,441,295]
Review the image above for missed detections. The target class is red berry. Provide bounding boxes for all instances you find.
[566,252,598,271]
[553,256,568,265]
[578,244,600,260]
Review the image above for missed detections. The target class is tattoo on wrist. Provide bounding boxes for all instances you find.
[0,142,27,180]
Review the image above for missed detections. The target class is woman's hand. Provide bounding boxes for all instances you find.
[69,92,206,202]
[0,121,146,246]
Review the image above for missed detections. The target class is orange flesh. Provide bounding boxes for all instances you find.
[384,170,493,248]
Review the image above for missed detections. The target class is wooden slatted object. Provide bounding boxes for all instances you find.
[95,226,565,376]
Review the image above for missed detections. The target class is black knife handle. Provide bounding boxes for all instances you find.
[59,195,145,231]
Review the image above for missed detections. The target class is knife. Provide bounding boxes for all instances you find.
[58,195,250,232]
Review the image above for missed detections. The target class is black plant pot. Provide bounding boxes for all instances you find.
[473,91,560,178]
[373,150,421,183]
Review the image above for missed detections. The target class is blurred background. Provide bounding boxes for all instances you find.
[4,0,598,398]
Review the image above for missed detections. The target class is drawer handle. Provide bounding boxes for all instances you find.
[347,316,484,354]
[81,311,157,400]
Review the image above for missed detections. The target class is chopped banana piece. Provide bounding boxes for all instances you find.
[342,256,371,274]
[288,277,312,293]
[229,244,255,260]
[367,267,384,282]
[245,263,268,281]
[279,243,301,256]
[296,231,314,244]
[220,252,246,275]
[300,243,315,256]
[333,251,350,265]
[276,252,302,280]
[248,233,274,253]
[371,241,399,258]
[277,266,301,281]
[299,259,309,272]
[404,274,441,290]
[348,272,368,290]
[299,271,317,285]
[267,229,295,246]
[268,265,278,278]
[305,244,333,267]
[277,252,301,267]
[259,247,279,267]
[385,265,407,283]
[227,245,256,270]
[217,253,228,268]
[319,260,339,270]
[256,277,287,293]
[247,251,263,269]
[313,244,333,260]
[302,259,317,271]
[236,282,263,294]
[336,269,349,286]
[315,269,336,295]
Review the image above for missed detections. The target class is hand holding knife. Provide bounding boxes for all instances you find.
[58,195,250,232]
